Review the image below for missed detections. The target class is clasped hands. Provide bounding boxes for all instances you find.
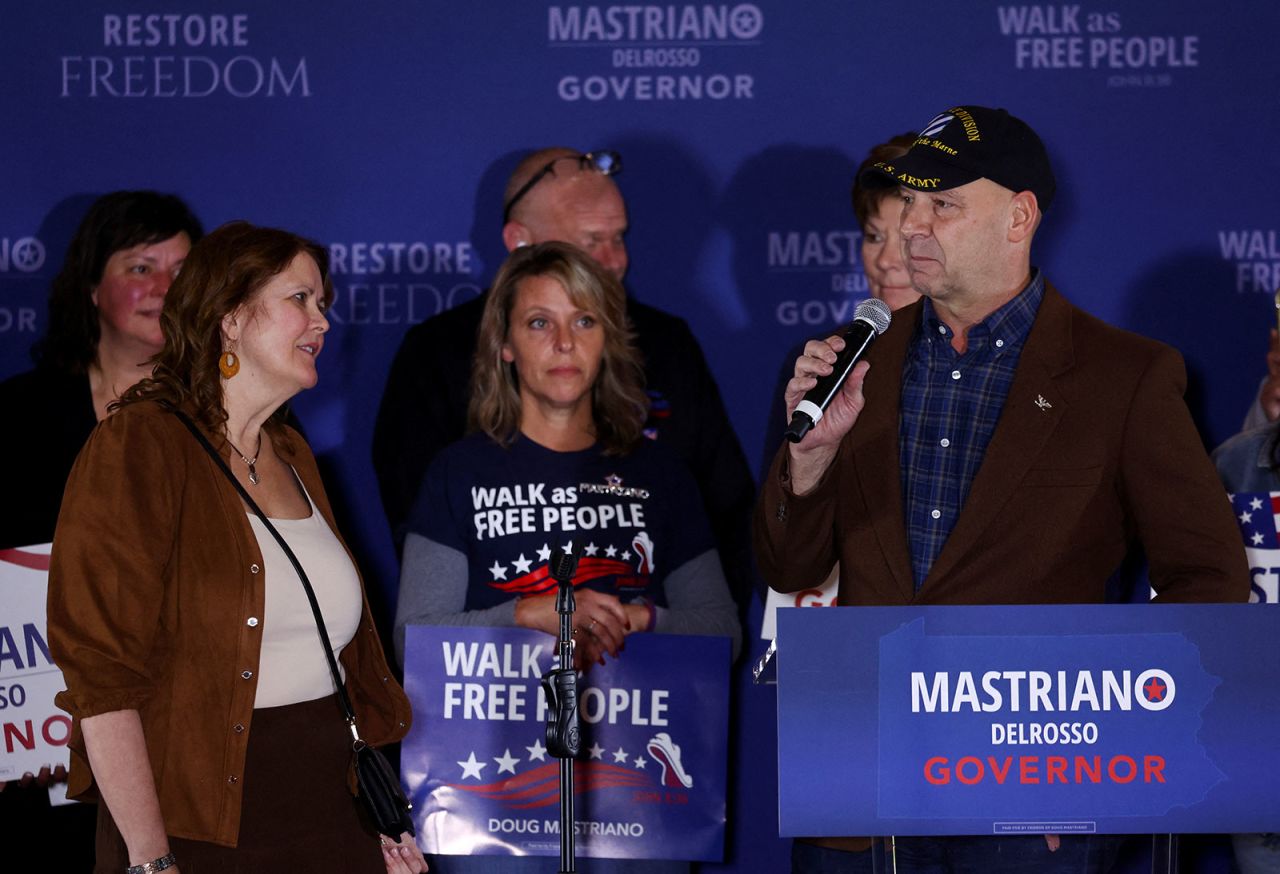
[514,588,648,671]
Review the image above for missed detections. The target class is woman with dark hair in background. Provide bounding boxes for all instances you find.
[47,222,425,873]
[0,190,200,871]
[0,190,202,550]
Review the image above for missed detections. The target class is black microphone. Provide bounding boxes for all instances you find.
[784,298,892,443]
[550,541,579,586]
[550,542,580,619]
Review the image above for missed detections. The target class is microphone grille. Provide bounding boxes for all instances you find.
[550,542,579,581]
[853,298,893,335]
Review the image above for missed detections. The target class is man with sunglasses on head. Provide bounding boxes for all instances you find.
[374,146,757,621]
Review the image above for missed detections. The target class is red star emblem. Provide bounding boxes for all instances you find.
[1143,677,1167,702]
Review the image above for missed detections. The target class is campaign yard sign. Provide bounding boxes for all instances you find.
[0,545,71,781]
[777,604,1280,836]
[402,626,729,860]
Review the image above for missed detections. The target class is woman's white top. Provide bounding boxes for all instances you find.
[247,484,363,708]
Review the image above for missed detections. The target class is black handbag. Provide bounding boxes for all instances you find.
[173,409,416,838]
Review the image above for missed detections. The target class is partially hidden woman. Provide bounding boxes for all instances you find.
[1212,420,1280,874]
[47,222,426,874]
[0,190,201,551]
[0,190,200,873]
[393,241,740,874]
[852,132,919,314]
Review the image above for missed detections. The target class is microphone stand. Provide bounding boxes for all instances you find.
[542,543,581,874]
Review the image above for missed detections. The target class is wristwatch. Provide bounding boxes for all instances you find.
[126,852,177,874]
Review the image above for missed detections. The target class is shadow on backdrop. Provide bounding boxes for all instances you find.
[468,148,528,282]
[609,132,719,317]
[1123,250,1264,451]
[719,143,860,478]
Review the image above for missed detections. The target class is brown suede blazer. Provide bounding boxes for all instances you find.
[755,284,1249,606]
[48,400,412,847]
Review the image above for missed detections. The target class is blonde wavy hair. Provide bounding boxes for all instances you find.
[469,241,647,454]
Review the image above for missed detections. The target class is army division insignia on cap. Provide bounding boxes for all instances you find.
[920,112,954,137]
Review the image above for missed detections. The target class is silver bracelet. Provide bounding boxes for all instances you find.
[126,852,176,874]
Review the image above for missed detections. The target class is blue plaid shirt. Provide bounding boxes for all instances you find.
[899,270,1045,591]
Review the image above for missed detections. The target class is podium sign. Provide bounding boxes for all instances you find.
[777,604,1280,836]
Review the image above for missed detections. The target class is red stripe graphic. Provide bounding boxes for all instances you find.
[0,548,51,572]
[450,762,652,808]
[490,557,633,595]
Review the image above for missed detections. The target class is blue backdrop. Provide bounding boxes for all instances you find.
[3,3,1276,870]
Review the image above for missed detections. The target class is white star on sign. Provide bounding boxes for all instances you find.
[526,739,548,762]
[536,543,551,562]
[1251,497,1264,510]
[512,554,533,574]
[495,749,520,775]
[588,743,605,760]
[584,542,599,556]
[489,560,508,580]
[612,746,629,763]
[621,550,631,561]
[1253,532,1265,545]
[605,545,617,557]
[458,752,487,780]
[1239,511,1253,524]
[633,755,647,769]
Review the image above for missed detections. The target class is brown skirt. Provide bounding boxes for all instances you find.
[95,694,384,873]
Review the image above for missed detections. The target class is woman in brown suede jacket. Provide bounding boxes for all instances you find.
[48,223,426,874]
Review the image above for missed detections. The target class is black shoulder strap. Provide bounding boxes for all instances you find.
[170,408,364,744]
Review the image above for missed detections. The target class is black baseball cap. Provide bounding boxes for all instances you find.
[860,105,1056,212]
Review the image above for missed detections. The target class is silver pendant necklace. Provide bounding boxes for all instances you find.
[226,433,262,485]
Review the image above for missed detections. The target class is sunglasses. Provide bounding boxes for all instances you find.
[502,150,623,224]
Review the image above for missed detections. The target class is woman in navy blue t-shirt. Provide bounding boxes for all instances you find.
[394,241,740,674]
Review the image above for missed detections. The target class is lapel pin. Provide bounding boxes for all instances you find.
[1035,394,1052,411]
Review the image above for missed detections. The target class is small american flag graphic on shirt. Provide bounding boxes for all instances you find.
[1230,491,1280,549]
[1229,491,1280,603]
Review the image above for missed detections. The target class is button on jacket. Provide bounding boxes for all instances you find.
[48,400,412,847]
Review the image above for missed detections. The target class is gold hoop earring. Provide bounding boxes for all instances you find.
[219,351,240,379]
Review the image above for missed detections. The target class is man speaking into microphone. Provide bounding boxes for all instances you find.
[754,105,1247,871]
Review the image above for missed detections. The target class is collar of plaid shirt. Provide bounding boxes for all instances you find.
[898,269,1046,591]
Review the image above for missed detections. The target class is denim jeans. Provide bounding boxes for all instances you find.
[1234,833,1280,874]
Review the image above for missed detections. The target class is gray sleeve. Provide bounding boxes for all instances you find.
[393,531,518,667]
[649,548,743,661]
[1244,375,1270,432]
